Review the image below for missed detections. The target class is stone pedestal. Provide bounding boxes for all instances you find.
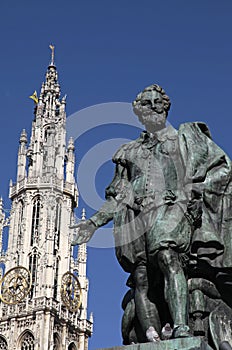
[97,337,214,350]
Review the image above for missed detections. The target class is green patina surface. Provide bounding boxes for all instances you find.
[71,84,232,348]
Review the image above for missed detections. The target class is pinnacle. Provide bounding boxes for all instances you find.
[20,129,27,144]
[68,137,75,151]
[81,208,86,220]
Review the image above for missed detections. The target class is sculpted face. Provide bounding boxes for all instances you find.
[135,90,167,132]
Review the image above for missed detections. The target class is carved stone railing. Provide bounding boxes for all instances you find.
[9,176,78,199]
[0,297,92,335]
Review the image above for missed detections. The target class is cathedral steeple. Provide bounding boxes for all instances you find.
[2,48,92,350]
[22,46,70,183]
[37,46,61,123]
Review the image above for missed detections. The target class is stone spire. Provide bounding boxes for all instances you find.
[78,208,87,278]
[77,208,88,320]
[66,137,75,184]
[17,129,27,181]
[89,312,94,324]
[23,45,68,181]
[81,207,86,220]
[37,46,61,123]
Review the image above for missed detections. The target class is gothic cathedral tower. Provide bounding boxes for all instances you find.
[0,48,93,349]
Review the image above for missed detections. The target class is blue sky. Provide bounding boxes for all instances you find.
[1,1,232,349]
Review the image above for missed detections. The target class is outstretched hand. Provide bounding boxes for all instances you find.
[70,220,97,246]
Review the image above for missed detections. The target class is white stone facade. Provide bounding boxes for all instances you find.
[0,53,92,349]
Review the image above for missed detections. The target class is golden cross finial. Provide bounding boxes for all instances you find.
[49,44,55,65]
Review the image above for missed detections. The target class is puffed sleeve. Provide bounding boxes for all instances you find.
[90,145,133,228]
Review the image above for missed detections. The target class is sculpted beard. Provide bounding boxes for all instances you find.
[134,103,166,128]
[139,113,166,127]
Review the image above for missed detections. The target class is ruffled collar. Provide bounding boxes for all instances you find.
[140,124,177,144]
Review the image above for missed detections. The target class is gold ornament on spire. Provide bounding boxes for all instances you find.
[49,44,55,65]
[29,90,38,104]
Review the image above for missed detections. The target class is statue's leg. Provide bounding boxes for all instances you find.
[122,297,137,344]
[157,248,189,336]
[133,264,161,341]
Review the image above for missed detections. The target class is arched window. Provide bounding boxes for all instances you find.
[31,196,40,246]
[54,202,61,254]
[53,333,61,350]
[44,128,48,143]
[53,257,59,300]
[29,251,38,298]
[68,343,77,350]
[64,154,68,181]
[16,251,20,266]
[17,200,24,247]
[20,332,35,350]
[44,126,54,143]
[0,336,8,349]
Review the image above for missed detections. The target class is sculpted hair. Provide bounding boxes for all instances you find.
[133,84,171,117]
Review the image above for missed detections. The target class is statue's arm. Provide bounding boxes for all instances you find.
[71,163,129,245]
[90,162,131,227]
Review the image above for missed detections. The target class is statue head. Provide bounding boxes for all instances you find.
[133,84,171,132]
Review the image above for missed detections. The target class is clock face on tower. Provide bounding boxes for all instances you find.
[0,266,32,305]
[60,272,82,312]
